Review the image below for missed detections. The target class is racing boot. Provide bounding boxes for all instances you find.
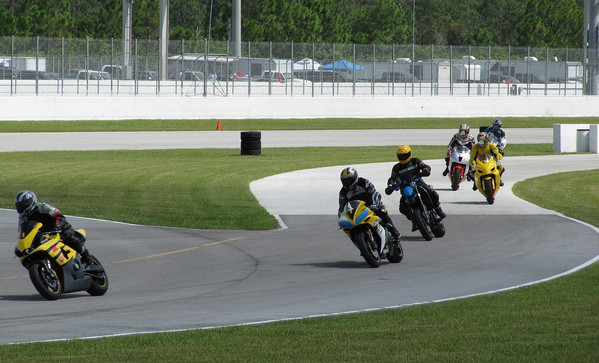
[388,226,402,247]
[435,206,447,219]
[442,158,449,176]
[80,246,93,265]
[405,210,418,231]
[472,182,478,191]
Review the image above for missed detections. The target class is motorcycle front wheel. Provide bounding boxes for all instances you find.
[412,209,434,241]
[28,260,62,300]
[355,231,381,268]
[484,179,495,204]
[451,171,462,191]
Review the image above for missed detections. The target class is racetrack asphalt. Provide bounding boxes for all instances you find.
[0,129,597,345]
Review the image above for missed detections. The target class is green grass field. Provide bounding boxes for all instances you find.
[0,144,554,230]
[0,116,597,132]
[0,119,597,361]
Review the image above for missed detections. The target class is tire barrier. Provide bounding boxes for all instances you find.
[241,131,261,156]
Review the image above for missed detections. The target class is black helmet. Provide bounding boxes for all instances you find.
[340,167,358,190]
[15,190,38,216]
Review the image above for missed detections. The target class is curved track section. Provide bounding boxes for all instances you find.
[0,151,598,345]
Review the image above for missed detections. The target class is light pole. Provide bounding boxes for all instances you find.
[232,0,241,57]
[584,0,599,95]
[122,0,134,75]
[411,0,415,96]
[412,0,415,49]
[159,0,169,81]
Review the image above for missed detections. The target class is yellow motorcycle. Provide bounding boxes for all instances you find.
[338,200,403,268]
[15,220,108,300]
[472,153,501,204]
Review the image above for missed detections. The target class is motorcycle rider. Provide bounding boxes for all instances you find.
[385,145,446,231]
[468,132,505,190]
[338,167,402,244]
[484,119,506,155]
[442,123,476,176]
[15,190,92,263]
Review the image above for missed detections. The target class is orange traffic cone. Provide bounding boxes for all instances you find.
[216,120,221,131]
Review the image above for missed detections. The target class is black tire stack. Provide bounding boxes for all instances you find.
[240,131,261,156]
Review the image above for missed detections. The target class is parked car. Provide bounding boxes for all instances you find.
[65,68,85,79]
[15,70,58,80]
[135,70,157,80]
[76,70,111,80]
[178,71,204,81]
[102,65,126,79]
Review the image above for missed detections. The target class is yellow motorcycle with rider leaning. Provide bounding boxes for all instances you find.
[15,220,108,300]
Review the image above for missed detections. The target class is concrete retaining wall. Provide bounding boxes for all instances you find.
[0,95,598,121]
[553,124,599,153]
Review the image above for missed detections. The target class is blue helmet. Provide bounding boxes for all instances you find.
[492,119,502,127]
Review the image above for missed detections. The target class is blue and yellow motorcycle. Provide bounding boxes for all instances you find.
[338,200,403,268]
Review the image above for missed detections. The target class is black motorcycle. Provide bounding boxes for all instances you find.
[387,173,445,241]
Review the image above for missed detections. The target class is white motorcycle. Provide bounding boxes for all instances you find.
[447,145,471,191]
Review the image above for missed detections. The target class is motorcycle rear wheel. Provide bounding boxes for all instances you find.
[86,255,109,296]
[28,261,62,300]
[431,222,446,238]
[413,209,434,241]
[387,242,404,263]
[355,231,381,268]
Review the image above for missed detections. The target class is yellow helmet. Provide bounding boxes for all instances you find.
[396,145,412,164]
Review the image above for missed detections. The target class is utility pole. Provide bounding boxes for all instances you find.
[232,0,241,57]
[159,0,169,81]
[584,0,599,95]
[122,0,134,78]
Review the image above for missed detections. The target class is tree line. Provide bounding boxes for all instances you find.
[0,0,584,48]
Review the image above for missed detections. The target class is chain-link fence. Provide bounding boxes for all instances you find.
[0,36,586,97]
